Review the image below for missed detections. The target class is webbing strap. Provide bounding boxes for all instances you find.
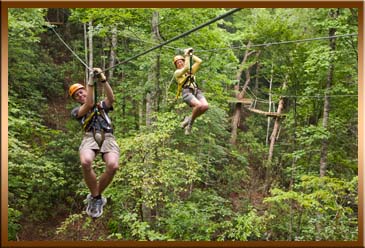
[185,53,199,89]
[184,54,198,90]
[189,54,193,75]
[175,55,195,99]
[82,111,95,130]
[94,78,97,113]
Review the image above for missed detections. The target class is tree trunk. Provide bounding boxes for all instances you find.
[155,53,161,111]
[108,26,117,81]
[230,86,242,145]
[87,21,93,87]
[268,81,286,163]
[142,92,152,223]
[146,92,152,127]
[264,80,286,194]
[84,23,89,84]
[152,11,162,112]
[138,99,143,129]
[316,9,339,241]
[142,90,152,222]
[254,59,260,93]
[230,42,256,145]
[265,63,274,146]
[144,10,162,128]
[142,10,163,224]
[319,9,338,177]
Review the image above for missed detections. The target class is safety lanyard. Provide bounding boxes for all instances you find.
[189,53,193,75]
[186,53,198,89]
[93,78,98,114]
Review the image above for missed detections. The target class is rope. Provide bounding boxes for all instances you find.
[246,86,259,101]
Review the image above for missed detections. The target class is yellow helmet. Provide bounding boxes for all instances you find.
[173,55,185,65]
[69,83,85,97]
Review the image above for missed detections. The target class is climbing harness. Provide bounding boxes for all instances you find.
[81,77,113,147]
[176,52,199,99]
[185,53,199,94]
[83,105,113,147]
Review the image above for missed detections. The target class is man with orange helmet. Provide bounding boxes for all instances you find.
[174,47,209,135]
[69,68,120,218]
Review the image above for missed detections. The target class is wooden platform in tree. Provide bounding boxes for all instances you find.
[228,97,286,117]
[246,107,286,117]
[47,21,64,25]
[228,98,253,105]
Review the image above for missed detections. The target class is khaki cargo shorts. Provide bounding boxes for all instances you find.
[79,132,120,156]
[182,87,205,106]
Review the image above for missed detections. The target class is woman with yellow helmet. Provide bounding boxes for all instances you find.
[173,48,209,135]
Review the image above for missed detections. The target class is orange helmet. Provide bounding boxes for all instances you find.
[69,83,85,97]
[173,55,185,65]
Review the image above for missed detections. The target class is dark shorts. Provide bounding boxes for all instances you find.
[182,87,205,106]
[79,132,120,156]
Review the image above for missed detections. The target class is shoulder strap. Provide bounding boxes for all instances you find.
[97,102,112,126]
[82,109,96,130]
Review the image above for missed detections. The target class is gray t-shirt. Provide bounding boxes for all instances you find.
[71,100,113,133]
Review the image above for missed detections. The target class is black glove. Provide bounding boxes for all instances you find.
[93,68,107,83]
[184,48,194,56]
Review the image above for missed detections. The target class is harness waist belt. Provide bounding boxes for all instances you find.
[85,129,113,134]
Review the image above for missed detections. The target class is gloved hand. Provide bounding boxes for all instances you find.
[184,47,194,56]
[93,68,107,83]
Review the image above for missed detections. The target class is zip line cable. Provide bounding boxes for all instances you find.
[47,9,357,80]
[47,8,241,74]
[250,33,357,47]
[275,94,358,98]
[197,33,358,52]
[101,8,242,74]
[46,9,358,119]
[121,31,177,50]
[46,18,92,71]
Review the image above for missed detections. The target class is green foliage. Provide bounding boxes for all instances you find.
[8,133,68,221]
[56,212,111,240]
[107,111,203,211]
[224,208,265,241]
[8,8,46,43]
[263,175,358,240]
[55,213,84,238]
[162,189,234,241]
[8,9,48,101]
[8,208,22,241]
[111,212,168,241]
[7,7,358,242]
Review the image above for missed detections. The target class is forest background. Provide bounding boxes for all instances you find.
[7,7,359,241]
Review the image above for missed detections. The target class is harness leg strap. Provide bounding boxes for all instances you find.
[93,129,105,148]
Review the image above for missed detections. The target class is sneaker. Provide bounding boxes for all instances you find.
[181,116,191,129]
[85,194,107,218]
[85,194,93,216]
[184,123,192,135]
[90,197,107,218]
